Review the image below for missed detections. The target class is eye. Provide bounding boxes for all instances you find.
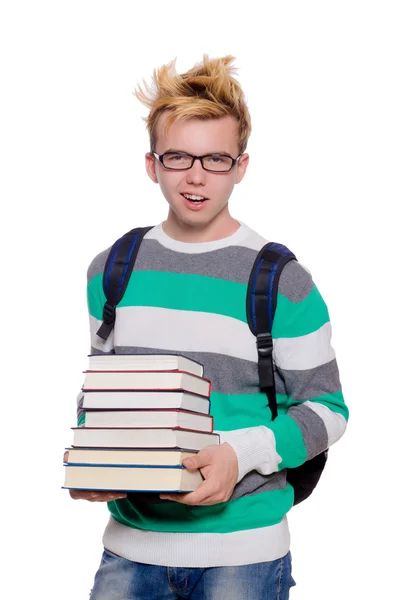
[162,153,192,168]
[169,154,185,161]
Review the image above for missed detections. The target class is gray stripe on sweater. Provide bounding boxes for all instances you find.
[87,240,259,285]
[114,346,263,395]
[277,359,342,400]
[277,260,315,303]
[288,403,329,458]
[230,470,287,500]
[87,247,111,282]
[134,240,259,284]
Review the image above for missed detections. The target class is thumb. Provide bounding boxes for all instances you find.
[183,448,212,470]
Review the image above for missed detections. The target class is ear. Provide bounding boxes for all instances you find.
[236,153,249,184]
[145,152,159,183]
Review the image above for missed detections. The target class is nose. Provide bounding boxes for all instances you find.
[186,157,207,185]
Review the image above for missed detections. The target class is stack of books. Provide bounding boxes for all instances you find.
[63,354,219,493]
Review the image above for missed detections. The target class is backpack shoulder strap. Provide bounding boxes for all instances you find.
[246,242,297,420]
[96,226,154,341]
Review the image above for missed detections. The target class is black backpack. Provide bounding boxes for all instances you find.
[95,226,328,506]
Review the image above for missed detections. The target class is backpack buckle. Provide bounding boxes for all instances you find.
[256,332,273,357]
[102,302,116,324]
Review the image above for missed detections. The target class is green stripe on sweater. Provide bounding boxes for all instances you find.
[88,271,247,322]
[109,486,294,533]
[266,414,308,470]
[210,389,347,430]
[119,271,247,322]
[88,273,329,341]
[272,286,330,338]
[210,391,276,430]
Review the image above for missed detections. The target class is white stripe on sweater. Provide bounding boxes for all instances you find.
[90,315,115,353]
[103,515,290,567]
[112,306,259,362]
[273,321,336,370]
[91,308,336,372]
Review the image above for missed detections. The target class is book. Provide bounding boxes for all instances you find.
[83,409,213,432]
[81,391,210,414]
[87,354,203,377]
[72,427,220,450]
[65,447,198,466]
[63,464,204,492]
[82,370,211,398]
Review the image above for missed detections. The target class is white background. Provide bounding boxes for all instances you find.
[1,1,396,598]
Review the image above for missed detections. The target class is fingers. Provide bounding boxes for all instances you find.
[161,479,214,505]
[65,455,127,501]
[86,492,127,502]
[182,446,216,470]
[69,489,127,502]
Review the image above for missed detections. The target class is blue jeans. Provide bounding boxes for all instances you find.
[89,548,296,599]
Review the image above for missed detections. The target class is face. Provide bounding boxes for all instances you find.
[145,111,249,233]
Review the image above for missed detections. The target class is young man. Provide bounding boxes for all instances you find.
[69,55,348,599]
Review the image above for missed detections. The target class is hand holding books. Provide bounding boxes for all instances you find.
[160,442,238,506]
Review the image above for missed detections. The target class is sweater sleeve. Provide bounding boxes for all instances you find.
[218,260,349,482]
[76,249,115,426]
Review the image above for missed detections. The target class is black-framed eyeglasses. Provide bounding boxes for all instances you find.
[152,151,242,173]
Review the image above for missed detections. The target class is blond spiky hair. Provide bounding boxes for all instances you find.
[134,54,252,154]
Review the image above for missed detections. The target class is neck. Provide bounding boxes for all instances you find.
[162,209,240,243]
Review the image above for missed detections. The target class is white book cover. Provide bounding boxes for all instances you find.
[82,370,211,397]
[87,353,204,377]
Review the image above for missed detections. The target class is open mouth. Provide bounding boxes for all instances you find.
[181,193,209,204]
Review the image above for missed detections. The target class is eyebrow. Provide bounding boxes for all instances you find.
[164,148,232,156]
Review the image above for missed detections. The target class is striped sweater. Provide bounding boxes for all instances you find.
[78,220,348,567]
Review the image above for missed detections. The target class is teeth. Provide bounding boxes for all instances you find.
[183,193,206,201]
